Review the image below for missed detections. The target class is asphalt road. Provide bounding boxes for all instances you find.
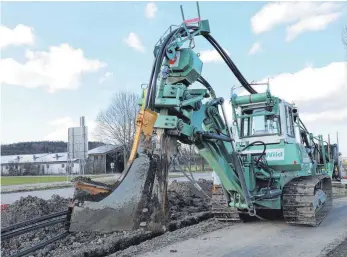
[1,172,212,204]
[137,197,347,257]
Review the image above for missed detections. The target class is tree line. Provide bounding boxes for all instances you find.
[1,141,104,156]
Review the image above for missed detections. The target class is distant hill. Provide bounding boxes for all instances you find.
[1,141,105,156]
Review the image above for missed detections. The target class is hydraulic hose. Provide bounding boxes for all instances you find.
[187,27,257,94]
[146,27,192,110]
[197,75,216,99]
[203,34,257,94]
[146,25,203,110]
[146,25,259,112]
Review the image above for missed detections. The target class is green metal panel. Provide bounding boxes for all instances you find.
[199,20,210,34]
[191,104,206,131]
[180,122,195,137]
[154,115,179,129]
[243,157,256,192]
[163,85,182,98]
[233,93,268,105]
[238,142,308,172]
[155,98,181,108]
[167,48,203,85]
[198,142,243,196]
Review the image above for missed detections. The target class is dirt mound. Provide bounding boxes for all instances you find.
[1,195,70,257]
[1,195,70,227]
[1,180,213,257]
[167,179,212,221]
[168,178,213,198]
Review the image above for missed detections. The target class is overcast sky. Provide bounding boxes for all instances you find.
[1,1,346,154]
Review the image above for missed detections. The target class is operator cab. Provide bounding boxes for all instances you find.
[232,93,297,146]
[240,107,280,137]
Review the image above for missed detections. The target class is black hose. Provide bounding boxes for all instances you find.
[146,25,259,112]
[201,132,233,142]
[240,141,266,165]
[202,34,257,94]
[9,232,69,257]
[197,75,216,98]
[2,217,66,240]
[147,27,186,109]
[146,26,200,110]
[1,210,68,234]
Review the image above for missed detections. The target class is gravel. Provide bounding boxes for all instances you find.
[1,179,214,257]
[108,219,230,257]
[325,237,347,257]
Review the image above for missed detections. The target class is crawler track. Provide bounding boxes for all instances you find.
[211,185,240,221]
[212,175,334,225]
[282,174,333,226]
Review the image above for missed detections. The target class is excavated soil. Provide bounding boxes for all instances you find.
[1,195,70,227]
[1,179,215,257]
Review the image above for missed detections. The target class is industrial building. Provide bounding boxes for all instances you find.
[0,144,124,176]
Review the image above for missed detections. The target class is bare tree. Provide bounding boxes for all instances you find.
[94,92,140,160]
[176,144,207,172]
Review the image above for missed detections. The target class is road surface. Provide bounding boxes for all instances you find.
[1,172,213,204]
[137,197,347,257]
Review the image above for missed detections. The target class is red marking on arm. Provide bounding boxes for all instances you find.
[184,17,200,24]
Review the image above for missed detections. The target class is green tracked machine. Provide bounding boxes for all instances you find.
[66,2,337,233]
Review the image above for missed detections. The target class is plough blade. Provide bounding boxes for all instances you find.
[68,145,171,233]
[67,103,178,233]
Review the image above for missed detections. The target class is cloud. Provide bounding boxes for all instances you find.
[0,24,35,49]
[240,62,346,104]
[235,61,347,154]
[251,2,343,40]
[145,2,157,19]
[286,12,341,41]
[300,107,347,124]
[124,32,145,52]
[44,116,97,141]
[298,108,347,153]
[99,71,113,84]
[199,49,230,63]
[0,43,106,93]
[248,42,261,55]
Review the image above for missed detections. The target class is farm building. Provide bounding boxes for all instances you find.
[85,144,125,174]
[0,144,124,176]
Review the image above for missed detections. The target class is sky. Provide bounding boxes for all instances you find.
[1,1,347,153]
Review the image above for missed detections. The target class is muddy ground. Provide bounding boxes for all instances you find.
[2,179,346,257]
[1,179,214,257]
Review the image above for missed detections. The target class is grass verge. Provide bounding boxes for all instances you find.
[1,175,112,186]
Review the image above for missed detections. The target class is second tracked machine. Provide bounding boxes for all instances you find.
[66,3,336,233]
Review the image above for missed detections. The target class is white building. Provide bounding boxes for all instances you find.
[1,152,79,176]
[0,144,124,176]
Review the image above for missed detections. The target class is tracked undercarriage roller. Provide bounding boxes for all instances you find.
[282,175,333,226]
[212,175,333,226]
